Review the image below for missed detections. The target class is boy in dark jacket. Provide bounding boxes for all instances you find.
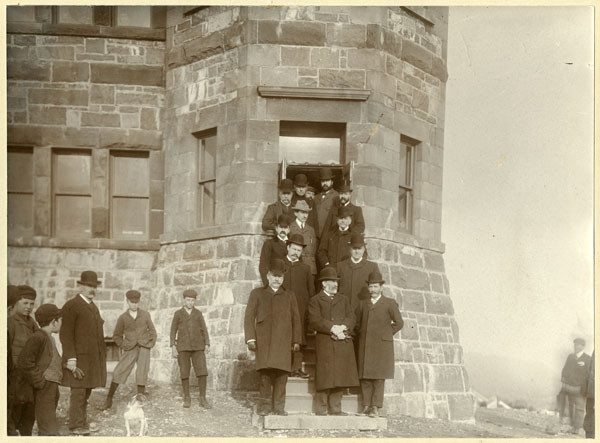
[170,289,211,409]
[102,290,157,410]
[17,304,63,436]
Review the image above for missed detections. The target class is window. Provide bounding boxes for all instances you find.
[116,6,152,28]
[52,149,92,238]
[6,6,37,23]
[195,129,217,226]
[399,136,416,233]
[57,6,94,25]
[7,147,34,237]
[110,151,150,240]
[279,121,344,164]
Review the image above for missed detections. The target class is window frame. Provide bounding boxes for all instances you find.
[194,128,217,227]
[7,146,35,237]
[399,135,417,234]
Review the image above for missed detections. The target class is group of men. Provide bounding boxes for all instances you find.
[245,169,404,417]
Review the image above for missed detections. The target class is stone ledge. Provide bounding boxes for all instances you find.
[160,222,266,244]
[365,228,445,253]
[257,413,387,430]
[7,23,166,42]
[7,236,160,251]
[258,86,371,101]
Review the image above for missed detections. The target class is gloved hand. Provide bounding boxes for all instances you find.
[72,367,85,380]
[247,341,257,351]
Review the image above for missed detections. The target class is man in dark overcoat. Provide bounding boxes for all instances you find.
[261,178,295,234]
[308,267,359,415]
[283,233,314,378]
[244,259,302,416]
[317,205,353,270]
[288,199,318,277]
[60,270,106,435]
[355,270,403,417]
[313,168,339,239]
[259,214,291,286]
[291,173,318,229]
[583,351,594,438]
[337,233,379,308]
[322,181,365,236]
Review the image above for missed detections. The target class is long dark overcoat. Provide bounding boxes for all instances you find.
[282,257,315,335]
[317,228,352,269]
[314,189,339,239]
[355,296,404,379]
[261,201,295,233]
[258,238,288,286]
[60,294,107,388]
[323,201,366,236]
[244,286,302,372]
[337,258,380,307]
[308,291,359,391]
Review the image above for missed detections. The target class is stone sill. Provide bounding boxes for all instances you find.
[365,228,445,253]
[258,86,371,101]
[7,23,166,41]
[7,236,160,251]
[160,222,266,244]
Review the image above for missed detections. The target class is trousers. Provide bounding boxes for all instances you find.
[557,389,586,430]
[35,381,60,435]
[258,368,288,413]
[69,387,92,429]
[361,379,385,408]
[315,387,345,414]
[583,397,594,438]
[112,346,151,385]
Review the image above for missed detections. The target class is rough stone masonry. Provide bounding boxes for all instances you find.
[7,6,475,421]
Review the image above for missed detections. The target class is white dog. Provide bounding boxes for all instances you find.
[124,394,148,436]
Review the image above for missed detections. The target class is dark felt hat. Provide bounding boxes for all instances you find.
[338,181,352,193]
[366,270,385,285]
[318,266,340,282]
[18,285,37,300]
[319,168,334,180]
[269,259,286,276]
[34,303,62,325]
[78,270,101,288]
[574,338,586,346]
[277,214,292,227]
[294,174,308,186]
[7,285,20,307]
[126,290,141,302]
[337,205,353,219]
[291,199,311,212]
[278,178,294,192]
[286,233,306,248]
[183,289,197,299]
[350,233,365,248]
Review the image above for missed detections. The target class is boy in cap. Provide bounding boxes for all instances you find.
[557,337,591,434]
[17,304,63,435]
[101,290,157,410]
[354,271,403,417]
[6,284,20,435]
[8,285,38,435]
[262,178,296,234]
[170,289,211,409]
[259,214,291,286]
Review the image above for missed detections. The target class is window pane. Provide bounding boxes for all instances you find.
[8,150,33,193]
[112,154,149,197]
[201,182,215,224]
[55,195,91,238]
[201,136,217,181]
[7,6,37,23]
[400,143,414,189]
[399,189,409,231]
[112,197,149,239]
[54,152,91,195]
[58,6,93,25]
[116,6,152,28]
[279,136,340,164]
[8,194,33,236]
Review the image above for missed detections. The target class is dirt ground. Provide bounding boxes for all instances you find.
[47,383,584,438]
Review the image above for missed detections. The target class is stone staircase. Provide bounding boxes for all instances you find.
[253,333,387,430]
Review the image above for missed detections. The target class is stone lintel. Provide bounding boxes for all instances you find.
[257,86,370,101]
[7,23,166,42]
[160,221,265,245]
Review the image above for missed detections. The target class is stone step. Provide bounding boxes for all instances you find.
[286,377,315,395]
[286,393,362,414]
[261,413,387,430]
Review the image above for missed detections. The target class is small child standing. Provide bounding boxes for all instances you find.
[170,289,211,409]
[102,290,157,410]
[17,304,63,436]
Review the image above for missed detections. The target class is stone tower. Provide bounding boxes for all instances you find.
[7,6,474,420]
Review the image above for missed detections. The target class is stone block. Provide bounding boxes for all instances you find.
[90,85,115,104]
[347,48,385,71]
[52,61,89,82]
[424,293,454,315]
[412,89,429,113]
[29,106,66,125]
[395,340,414,362]
[183,241,216,261]
[366,70,396,100]
[266,97,361,123]
[81,112,120,128]
[402,290,424,312]
[13,35,37,46]
[402,40,432,73]
[431,55,448,82]
[427,326,448,343]
[28,88,88,107]
[8,46,32,60]
[141,108,158,130]
[447,393,475,421]
[116,92,158,107]
[85,38,106,54]
[399,247,423,267]
[36,46,75,60]
[258,21,326,46]
[326,23,366,48]
[298,77,318,88]
[310,47,340,68]
[264,414,387,430]
[423,251,445,272]
[91,64,163,87]
[401,318,418,340]
[182,31,224,63]
[442,344,463,365]
[401,364,423,392]
[281,46,309,66]
[121,113,139,129]
[449,318,460,343]
[404,269,430,291]
[247,44,281,67]
[260,66,298,87]
[318,69,365,88]
[7,60,51,81]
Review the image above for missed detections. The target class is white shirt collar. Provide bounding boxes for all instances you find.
[287,255,298,263]
[295,219,304,229]
[342,201,350,207]
[128,310,138,319]
[351,257,363,264]
[184,307,193,315]
[78,293,92,304]
[323,290,335,298]
[371,294,382,305]
[339,227,349,232]
[576,351,584,359]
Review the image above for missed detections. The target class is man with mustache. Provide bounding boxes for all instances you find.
[313,168,339,240]
[262,178,295,235]
[322,181,365,236]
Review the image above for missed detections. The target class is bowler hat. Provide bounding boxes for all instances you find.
[336,205,353,219]
[292,199,311,212]
[269,259,286,276]
[18,285,37,300]
[77,270,101,288]
[286,233,306,248]
[366,270,385,285]
[126,290,141,302]
[294,174,308,186]
[319,168,334,181]
[318,266,340,282]
[183,289,197,299]
[34,303,62,325]
[7,285,19,307]
[338,181,352,193]
[277,214,292,227]
[278,178,294,192]
[574,338,586,346]
[350,233,365,248]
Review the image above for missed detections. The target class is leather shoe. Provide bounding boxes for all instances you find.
[200,397,213,409]
[183,396,191,408]
[273,410,288,416]
[330,411,348,416]
[361,406,370,415]
[69,427,90,436]
[315,411,327,416]
[369,407,379,418]
[100,398,113,410]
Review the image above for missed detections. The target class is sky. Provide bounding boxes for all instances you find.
[443,7,594,400]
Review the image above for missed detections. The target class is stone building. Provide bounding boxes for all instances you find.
[6,5,474,420]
